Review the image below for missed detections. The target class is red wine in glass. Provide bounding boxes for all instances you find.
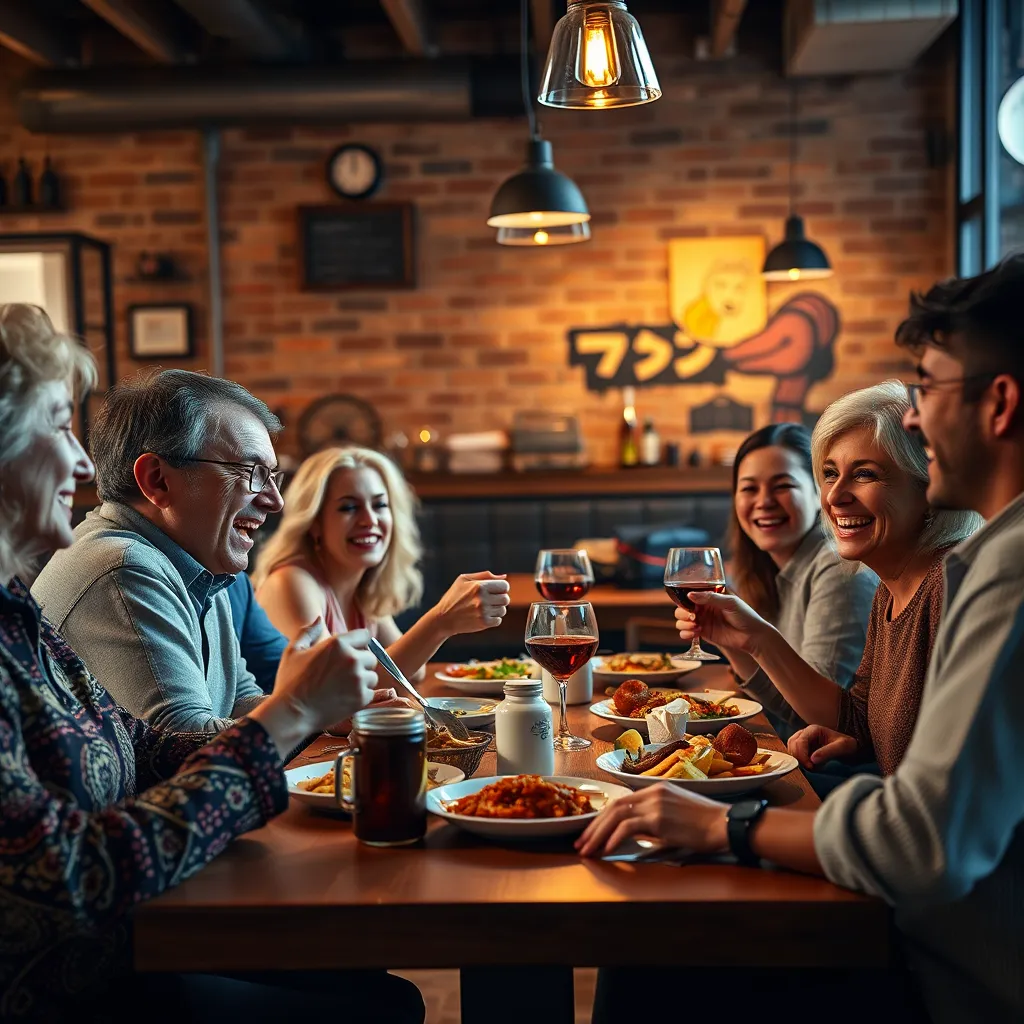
[664,581,726,613]
[525,635,600,679]
[535,579,592,601]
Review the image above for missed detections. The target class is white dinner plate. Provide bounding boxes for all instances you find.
[596,743,798,796]
[434,659,540,696]
[424,696,498,728]
[591,653,703,685]
[588,691,763,735]
[285,759,465,813]
[426,775,631,841]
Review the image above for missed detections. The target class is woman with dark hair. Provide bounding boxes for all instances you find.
[722,422,878,738]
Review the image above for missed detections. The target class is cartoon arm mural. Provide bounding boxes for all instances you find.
[722,293,839,422]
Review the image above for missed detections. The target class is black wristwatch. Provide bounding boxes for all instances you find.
[726,798,769,867]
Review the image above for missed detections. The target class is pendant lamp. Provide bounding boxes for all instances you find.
[763,80,832,282]
[488,0,591,244]
[538,2,661,109]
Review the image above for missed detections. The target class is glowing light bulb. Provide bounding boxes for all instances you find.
[533,230,550,245]
[419,428,431,443]
[787,268,801,281]
[575,9,620,89]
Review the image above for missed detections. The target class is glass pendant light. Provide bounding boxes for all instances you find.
[538,2,661,109]
[488,0,591,244]
[496,222,592,245]
[763,80,832,282]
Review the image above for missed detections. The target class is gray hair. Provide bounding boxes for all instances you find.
[91,368,282,503]
[0,304,97,580]
[811,380,983,553]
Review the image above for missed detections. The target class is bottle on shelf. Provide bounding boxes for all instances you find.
[619,386,639,468]
[13,158,31,207]
[640,418,661,466]
[39,157,59,209]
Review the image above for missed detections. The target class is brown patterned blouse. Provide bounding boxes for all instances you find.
[0,578,288,1021]
[836,550,948,775]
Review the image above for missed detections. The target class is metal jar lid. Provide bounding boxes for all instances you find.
[351,706,426,737]
[503,680,543,698]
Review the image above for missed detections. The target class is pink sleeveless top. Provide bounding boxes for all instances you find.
[271,558,377,638]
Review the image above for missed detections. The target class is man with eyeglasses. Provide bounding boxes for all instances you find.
[32,369,371,734]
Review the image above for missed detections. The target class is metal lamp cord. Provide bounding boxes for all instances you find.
[521,0,540,141]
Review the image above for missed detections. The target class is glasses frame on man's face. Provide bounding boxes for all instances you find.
[905,373,997,413]
[174,457,284,494]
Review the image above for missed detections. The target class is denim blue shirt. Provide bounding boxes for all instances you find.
[31,503,265,734]
[226,572,287,694]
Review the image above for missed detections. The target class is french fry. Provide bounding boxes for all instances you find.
[749,752,770,766]
[732,764,768,775]
[708,758,734,775]
[640,750,685,776]
[663,759,708,781]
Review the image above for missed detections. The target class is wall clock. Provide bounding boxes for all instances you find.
[326,143,384,200]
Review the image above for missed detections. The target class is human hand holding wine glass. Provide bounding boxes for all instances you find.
[534,548,594,602]
[664,547,726,662]
[525,602,598,751]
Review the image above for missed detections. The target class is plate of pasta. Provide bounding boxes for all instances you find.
[286,759,465,812]
[425,774,631,840]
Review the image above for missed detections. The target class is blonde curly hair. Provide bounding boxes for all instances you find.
[252,445,423,621]
[0,304,96,580]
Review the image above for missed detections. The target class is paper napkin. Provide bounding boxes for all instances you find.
[645,697,689,744]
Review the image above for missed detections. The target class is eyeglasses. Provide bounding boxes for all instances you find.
[177,458,284,493]
[906,373,996,412]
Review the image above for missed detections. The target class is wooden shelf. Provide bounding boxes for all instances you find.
[406,465,733,500]
[0,204,65,215]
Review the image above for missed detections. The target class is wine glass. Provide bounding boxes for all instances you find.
[534,548,595,602]
[525,602,599,751]
[663,547,726,662]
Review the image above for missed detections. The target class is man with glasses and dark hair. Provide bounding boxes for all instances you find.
[33,369,367,733]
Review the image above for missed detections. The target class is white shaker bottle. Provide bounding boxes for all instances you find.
[495,680,555,776]
[541,662,593,706]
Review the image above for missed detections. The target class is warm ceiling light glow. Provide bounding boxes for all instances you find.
[418,429,431,443]
[577,8,619,88]
[534,230,550,244]
[788,268,801,280]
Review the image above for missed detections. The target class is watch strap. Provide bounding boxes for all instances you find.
[727,799,768,867]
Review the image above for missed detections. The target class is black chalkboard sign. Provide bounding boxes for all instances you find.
[299,203,414,291]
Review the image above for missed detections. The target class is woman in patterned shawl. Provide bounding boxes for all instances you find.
[0,305,423,1023]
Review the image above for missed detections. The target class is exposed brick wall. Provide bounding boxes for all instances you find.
[0,16,955,466]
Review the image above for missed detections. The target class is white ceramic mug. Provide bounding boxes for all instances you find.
[542,662,593,706]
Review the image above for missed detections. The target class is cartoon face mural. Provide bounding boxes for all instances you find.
[566,236,839,426]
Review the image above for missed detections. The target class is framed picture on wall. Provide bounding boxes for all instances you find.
[128,303,194,359]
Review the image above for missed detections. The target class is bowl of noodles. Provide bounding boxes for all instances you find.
[425,723,493,778]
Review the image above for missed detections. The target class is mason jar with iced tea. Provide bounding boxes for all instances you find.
[334,707,427,846]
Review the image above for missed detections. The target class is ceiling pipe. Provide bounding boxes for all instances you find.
[379,0,438,57]
[171,0,304,60]
[17,61,523,132]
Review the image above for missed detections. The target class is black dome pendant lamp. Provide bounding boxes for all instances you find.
[763,80,832,282]
[487,0,591,245]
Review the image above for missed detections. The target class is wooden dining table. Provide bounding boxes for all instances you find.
[133,663,891,1023]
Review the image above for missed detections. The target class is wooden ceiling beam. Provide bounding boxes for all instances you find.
[710,0,747,58]
[80,0,186,64]
[171,0,303,61]
[530,0,554,55]
[0,2,78,65]
[379,0,438,57]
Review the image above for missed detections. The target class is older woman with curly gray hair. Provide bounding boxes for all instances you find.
[672,380,983,778]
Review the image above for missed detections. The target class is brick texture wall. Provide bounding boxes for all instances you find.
[0,17,955,465]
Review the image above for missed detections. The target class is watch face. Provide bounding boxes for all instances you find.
[328,145,382,200]
[729,798,768,822]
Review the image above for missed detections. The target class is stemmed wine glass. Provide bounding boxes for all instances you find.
[525,602,599,751]
[534,548,594,602]
[663,547,726,662]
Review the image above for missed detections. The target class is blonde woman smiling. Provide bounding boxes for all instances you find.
[253,446,509,683]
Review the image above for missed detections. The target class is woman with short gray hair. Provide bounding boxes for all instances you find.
[675,381,983,777]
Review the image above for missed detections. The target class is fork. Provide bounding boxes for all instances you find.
[367,637,473,740]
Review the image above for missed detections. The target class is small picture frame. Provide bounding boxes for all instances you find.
[127,303,194,359]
